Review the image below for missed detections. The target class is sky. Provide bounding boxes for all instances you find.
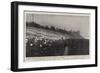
[25,12,90,39]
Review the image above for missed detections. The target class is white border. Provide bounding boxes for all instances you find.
[18,5,95,68]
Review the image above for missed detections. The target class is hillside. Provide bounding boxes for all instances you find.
[26,22,84,39]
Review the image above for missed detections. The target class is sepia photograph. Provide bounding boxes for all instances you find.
[25,11,90,61]
[11,2,97,71]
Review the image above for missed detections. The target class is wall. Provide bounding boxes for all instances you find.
[0,0,99,73]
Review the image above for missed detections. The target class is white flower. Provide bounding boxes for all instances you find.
[30,43,33,46]
[40,44,42,47]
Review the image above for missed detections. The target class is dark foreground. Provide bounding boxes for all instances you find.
[26,38,89,57]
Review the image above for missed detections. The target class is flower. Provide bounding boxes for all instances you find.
[40,44,42,47]
[30,43,33,46]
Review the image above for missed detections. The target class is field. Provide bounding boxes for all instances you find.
[26,26,89,57]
